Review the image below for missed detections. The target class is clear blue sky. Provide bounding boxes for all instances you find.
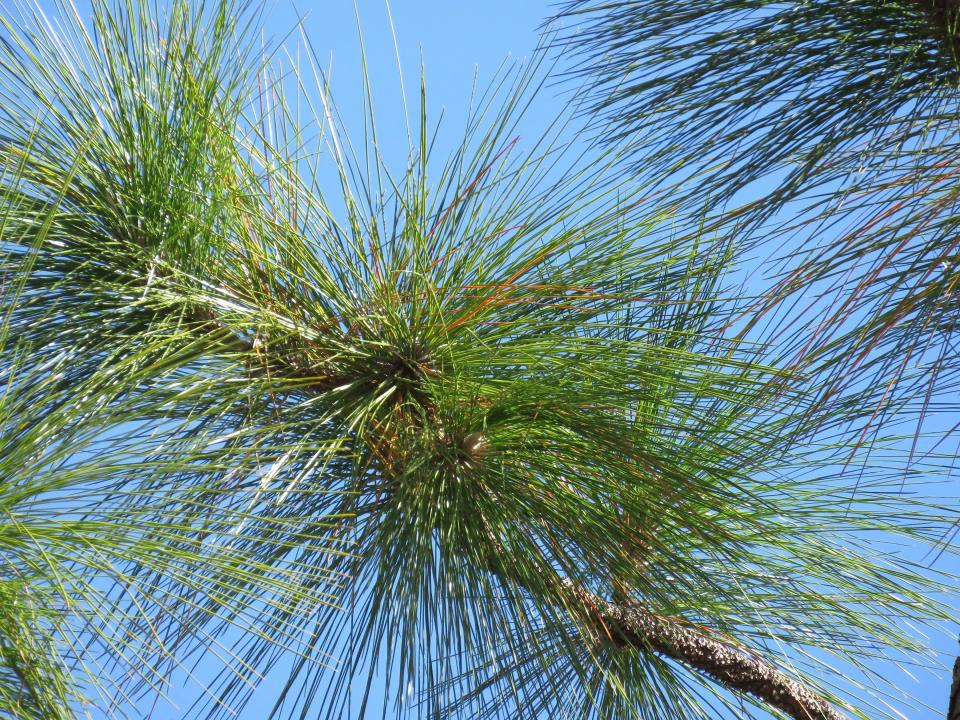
[30,1,960,718]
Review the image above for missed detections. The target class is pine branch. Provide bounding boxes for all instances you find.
[1,2,954,717]
[560,579,847,720]
[486,540,847,719]
[194,303,851,719]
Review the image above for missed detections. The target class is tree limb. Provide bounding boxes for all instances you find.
[190,308,850,720]
[559,579,848,720]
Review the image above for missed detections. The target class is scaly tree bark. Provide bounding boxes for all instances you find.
[561,581,846,720]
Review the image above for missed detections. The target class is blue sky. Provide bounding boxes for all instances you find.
[191,2,960,717]
[24,0,960,718]
[257,0,552,162]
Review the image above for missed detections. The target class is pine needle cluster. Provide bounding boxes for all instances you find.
[0,1,955,718]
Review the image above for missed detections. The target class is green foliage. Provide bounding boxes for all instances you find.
[0,1,954,719]
[0,231,340,718]
[554,0,960,407]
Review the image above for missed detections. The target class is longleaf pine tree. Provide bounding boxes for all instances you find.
[0,1,956,719]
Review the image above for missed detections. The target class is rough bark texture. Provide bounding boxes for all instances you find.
[560,580,848,720]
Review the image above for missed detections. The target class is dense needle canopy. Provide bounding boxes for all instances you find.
[0,1,955,719]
